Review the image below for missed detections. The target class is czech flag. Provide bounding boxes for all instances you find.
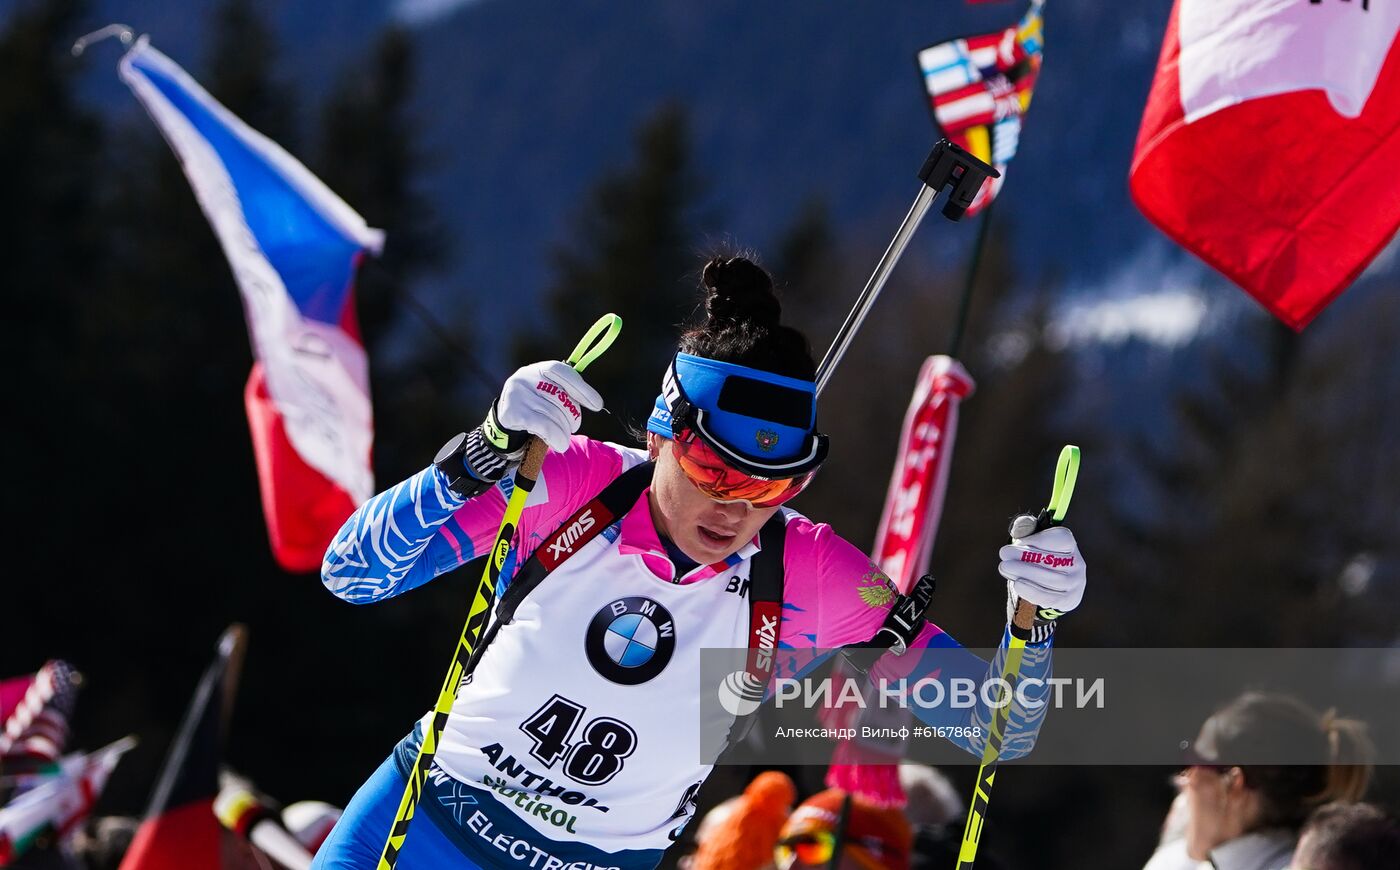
[1131,0,1400,329]
[119,38,381,570]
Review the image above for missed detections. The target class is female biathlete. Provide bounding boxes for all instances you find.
[314,256,1088,869]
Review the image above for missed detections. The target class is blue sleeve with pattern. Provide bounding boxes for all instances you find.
[901,627,1053,760]
[321,466,471,604]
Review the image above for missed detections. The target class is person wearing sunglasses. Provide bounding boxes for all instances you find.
[775,789,912,870]
[315,255,1089,869]
[1141,692,1373,870]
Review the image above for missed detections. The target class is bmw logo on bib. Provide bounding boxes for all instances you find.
[586,597,676,685]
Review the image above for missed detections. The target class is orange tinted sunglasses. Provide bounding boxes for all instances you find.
[669,432,816,508]
[775,832,891,870]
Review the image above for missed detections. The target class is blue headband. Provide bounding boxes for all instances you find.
[647,353,828,476]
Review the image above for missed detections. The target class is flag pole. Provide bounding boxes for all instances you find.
[816,140,998,396]
[947,200,995,361]
[142,626,246,818]
[70,24,136,56]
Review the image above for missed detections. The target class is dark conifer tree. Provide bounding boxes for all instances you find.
[313,26,469,481]
[773,197,846,350]
[316,25,445,357]
[0,0,103,441]
[521,103,710,444]
[206,0,296,148]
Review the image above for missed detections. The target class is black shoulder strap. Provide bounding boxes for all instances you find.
[748,512,786,610]
[717,512,788,753]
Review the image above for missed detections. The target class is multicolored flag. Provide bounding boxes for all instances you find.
[1131,0,1400,329]
[117,37,382,571]
[0,737,136,867]
[916,0,1044,216]
[0,661,82,769]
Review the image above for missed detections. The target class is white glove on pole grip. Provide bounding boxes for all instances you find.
[493,360,604,453]
[998,522,1086,618]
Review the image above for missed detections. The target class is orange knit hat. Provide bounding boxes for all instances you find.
[690,771,798,870]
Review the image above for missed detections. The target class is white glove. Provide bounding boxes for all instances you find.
[997,520,1086,617]
[493,360,603,453]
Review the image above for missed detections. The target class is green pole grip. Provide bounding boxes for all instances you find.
[1048,444,1080,523]
[567,314,623,372]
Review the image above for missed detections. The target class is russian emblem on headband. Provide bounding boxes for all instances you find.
[755,429,779,452]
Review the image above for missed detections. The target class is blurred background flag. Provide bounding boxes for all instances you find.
[116,36,383,572]
[0,736,136,867]
[1131,0,1400,330]
[214,774,316,870]
[872,356,976,593]
[824,357,977,806]
[0,661,82,770]
[916,0,1044,217]
[119,626,254,870]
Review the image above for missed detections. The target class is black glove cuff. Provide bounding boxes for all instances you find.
[434,429,517,499]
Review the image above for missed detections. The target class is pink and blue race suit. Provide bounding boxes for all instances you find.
[314,437,1052,869]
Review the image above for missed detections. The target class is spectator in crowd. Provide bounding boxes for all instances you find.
[1142,692,1373,870]
[1142,791,1197,870]
[1290,801,1400,870]
[76,817,138,870]
[677,796,743,870]
[684,770,796,870]
[775,788,912,870]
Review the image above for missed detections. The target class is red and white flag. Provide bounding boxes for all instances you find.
[825,356,976,804]
[119,39,381,571]
[872,356,976,594]
[1131,0,1400,329]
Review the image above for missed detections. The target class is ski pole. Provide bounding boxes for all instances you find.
[378,313,623,870]
[955,444,1080,870]
[815,140,998,397]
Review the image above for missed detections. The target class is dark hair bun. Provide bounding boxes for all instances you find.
[702,256,781,329]
[680,253,816,381]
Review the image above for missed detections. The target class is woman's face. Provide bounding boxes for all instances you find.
[648,434,780,565]
[1180,764,1251,860]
